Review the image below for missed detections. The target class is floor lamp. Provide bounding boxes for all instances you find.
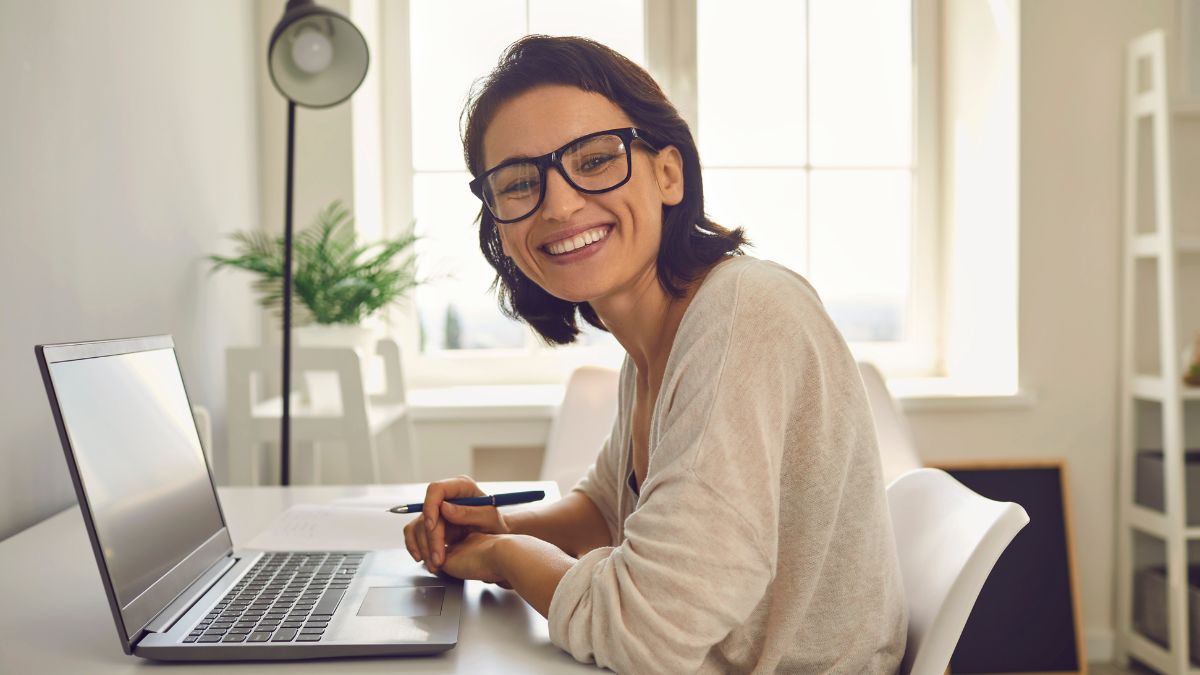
[266,0,369,485]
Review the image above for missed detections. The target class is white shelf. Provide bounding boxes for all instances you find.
[1132,375,1200,401]
[1119,32,1200,673]
[1134,234,1162,257]
[1132,234,1200,257]
[1131,503,1169,537]
[1127,629,1174,674]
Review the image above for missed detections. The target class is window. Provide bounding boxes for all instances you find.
[386,0,939,384]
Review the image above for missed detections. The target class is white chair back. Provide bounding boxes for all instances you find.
[541,366,620,495]
[858,361,922,484]
[225,339,417,485]
[887,468,1030,675]
[192,404,213,466]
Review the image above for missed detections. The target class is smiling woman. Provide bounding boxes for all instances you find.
[461,42,748,344]
[401,35,908,674]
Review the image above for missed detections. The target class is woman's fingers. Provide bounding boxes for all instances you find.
[440,502,505,534]
[422,517,442,572]
[406,474,491,568]
[423,476,484,566]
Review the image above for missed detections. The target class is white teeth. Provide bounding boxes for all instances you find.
[546,226,610,256]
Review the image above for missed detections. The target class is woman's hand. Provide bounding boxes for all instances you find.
[402,475,511,573]
[439,532,512,587]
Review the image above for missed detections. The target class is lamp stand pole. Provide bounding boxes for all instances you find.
[281,100,296,486]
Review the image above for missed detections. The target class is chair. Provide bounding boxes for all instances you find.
[540,366,620,495]
[192,404,213,466]
[858,361,923,485]
[225,338,418,485]
[887,468,1030,675]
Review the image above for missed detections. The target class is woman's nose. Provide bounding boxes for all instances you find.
[539,167,586,222]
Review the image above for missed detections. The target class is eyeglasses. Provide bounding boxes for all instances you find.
[469,127,659,224]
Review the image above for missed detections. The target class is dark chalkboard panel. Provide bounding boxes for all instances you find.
[934,461,1085,674]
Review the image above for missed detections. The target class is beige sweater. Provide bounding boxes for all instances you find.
[547,256,908,674]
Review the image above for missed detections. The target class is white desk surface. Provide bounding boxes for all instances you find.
[0,481,598,674]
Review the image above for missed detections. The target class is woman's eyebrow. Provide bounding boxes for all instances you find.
[484,148,539,170]
[500,151,538,163]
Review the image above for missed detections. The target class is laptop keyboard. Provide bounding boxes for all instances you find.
[183,552,365,644]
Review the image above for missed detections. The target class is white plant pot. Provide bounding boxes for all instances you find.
[294,324,378,411]
[295,323,377,355]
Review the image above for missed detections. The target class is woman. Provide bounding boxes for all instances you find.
[404,35,907,673]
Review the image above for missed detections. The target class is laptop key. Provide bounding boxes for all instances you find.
[271,627,299,642]
[222,633,248,643]
[198,635,223,643]
[296,634,322,642]
[247,631,273,642]
[182,636,198,643]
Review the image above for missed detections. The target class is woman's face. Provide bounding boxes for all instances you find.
[480,85,684,305]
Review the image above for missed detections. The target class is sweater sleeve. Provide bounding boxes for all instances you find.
[547,265,817,672]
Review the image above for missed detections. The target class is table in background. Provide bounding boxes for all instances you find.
[0,481,597,674]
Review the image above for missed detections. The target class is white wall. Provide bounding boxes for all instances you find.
[0,0,262,540]
[912,0,1176,659]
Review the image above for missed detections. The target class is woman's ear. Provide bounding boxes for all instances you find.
[654,146,685,206]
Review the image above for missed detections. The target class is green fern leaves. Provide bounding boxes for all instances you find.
[209,200,420,325]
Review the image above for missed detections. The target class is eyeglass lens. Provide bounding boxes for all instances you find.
[483,133,630,222]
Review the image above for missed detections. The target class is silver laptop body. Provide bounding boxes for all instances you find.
[35,335,461,661]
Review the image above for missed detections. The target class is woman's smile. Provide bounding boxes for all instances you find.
[540,223,615,262]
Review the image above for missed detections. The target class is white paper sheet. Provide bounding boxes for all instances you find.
[245,504,415,551]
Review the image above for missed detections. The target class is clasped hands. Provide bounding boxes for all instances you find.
[402,475,515,588]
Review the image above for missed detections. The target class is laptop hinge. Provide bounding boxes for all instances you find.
[145,554,240,634]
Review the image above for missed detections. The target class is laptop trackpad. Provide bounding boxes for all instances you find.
[356,586,445,617]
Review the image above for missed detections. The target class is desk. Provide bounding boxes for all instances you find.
[0,481,597,674]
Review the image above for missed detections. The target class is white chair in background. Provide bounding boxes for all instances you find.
[858,361,923,485]
[540,366,620,495]
[225,338,418,485]
[192,404,213,466]
[887,468,1030,675]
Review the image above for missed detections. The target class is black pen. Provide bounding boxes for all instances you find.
[387,490,546,514]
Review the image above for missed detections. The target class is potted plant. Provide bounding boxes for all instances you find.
[209,199,420,355]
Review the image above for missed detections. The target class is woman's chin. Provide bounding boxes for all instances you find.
[546,287,602,304]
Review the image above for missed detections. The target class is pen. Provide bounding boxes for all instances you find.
[387,490,546,514]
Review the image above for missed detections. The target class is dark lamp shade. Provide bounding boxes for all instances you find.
[267,0,368,109]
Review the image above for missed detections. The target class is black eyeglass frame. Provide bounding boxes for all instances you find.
[468,127,660,224]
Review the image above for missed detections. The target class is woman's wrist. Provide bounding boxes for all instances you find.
[491,533,532,579]
[490,533,574,618]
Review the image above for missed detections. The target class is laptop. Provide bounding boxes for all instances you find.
[35,335,462,661]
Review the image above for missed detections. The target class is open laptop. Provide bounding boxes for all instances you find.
[35,335,462,660]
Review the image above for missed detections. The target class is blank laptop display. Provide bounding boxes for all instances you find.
[36,335,461,660]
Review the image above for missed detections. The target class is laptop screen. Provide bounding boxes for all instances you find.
[47,347,225,611]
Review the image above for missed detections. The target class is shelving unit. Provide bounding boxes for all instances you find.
[1116,30,1200,674]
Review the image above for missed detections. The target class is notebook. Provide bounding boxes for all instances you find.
[35,334,461,661]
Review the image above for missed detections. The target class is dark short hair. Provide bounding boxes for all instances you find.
[461,35,747,345]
